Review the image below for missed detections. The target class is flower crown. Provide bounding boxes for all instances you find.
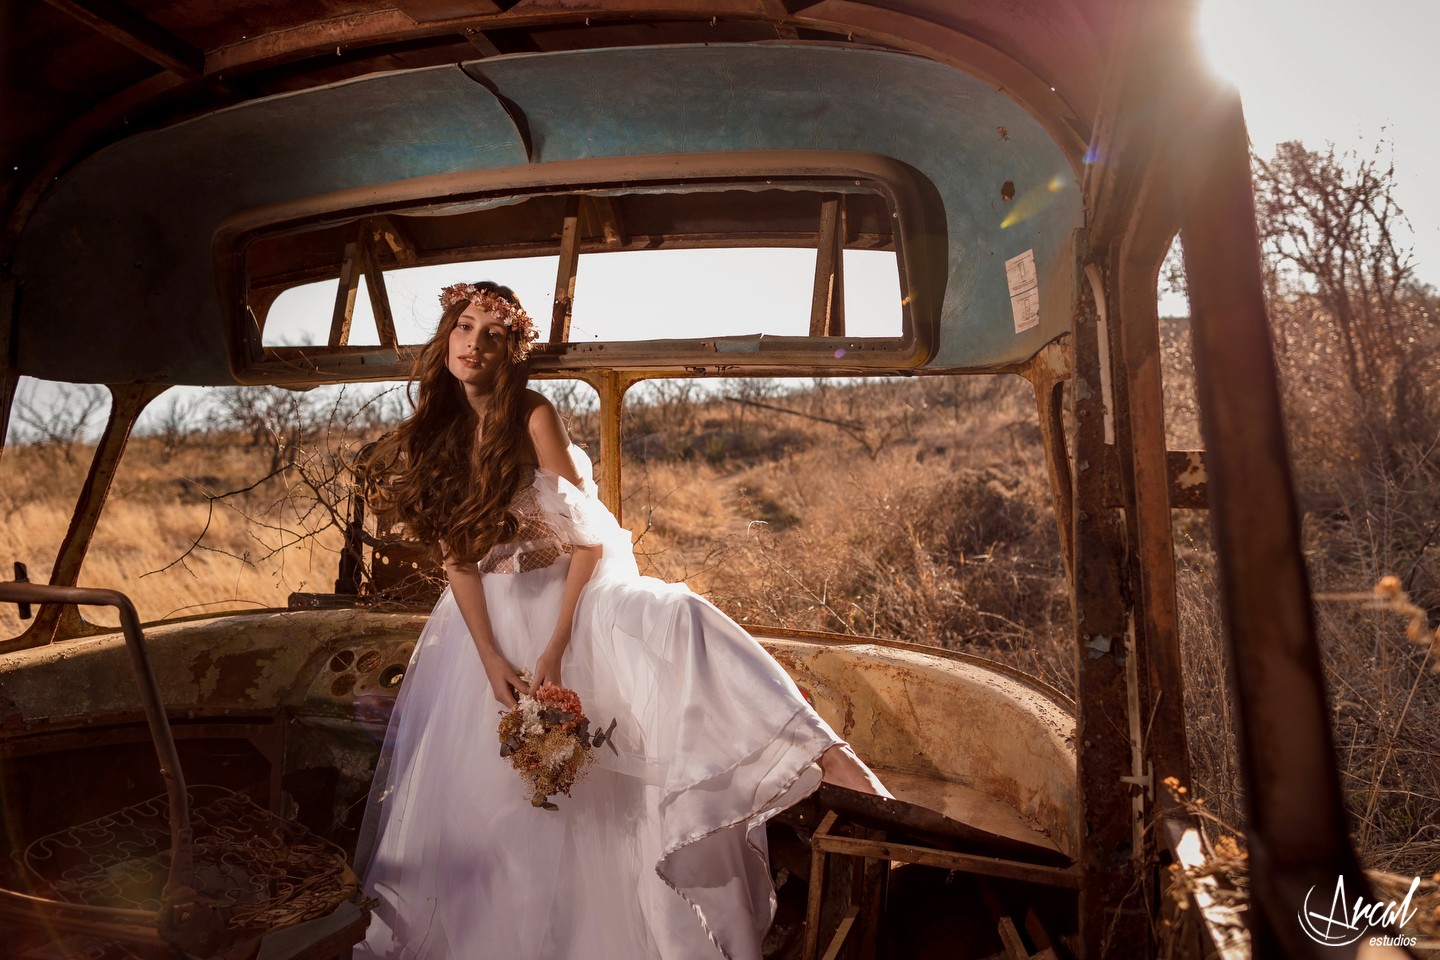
[439,283,539,361]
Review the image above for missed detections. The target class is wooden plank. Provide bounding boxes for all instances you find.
[42,0,204,77]
[803,809,839,960]
[813,834,1081,889]
[819,906,858,960]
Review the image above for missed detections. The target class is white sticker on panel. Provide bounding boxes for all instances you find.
[1005,249,1040,333]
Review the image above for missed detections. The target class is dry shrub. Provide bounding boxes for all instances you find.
[1164,278,1440,872]
[616,376,1075,694]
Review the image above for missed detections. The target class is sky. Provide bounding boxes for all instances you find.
[1198,0,1438,283]
[6,0,1435,438]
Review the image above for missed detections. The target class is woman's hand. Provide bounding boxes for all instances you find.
[482,655,530,709]
[531,643,565,692]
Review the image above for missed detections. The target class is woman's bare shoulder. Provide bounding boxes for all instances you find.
[523,391,578,480]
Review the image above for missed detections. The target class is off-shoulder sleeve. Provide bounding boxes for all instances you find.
[529,455,638,577]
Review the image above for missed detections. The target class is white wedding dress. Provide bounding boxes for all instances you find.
[354,446,852,960]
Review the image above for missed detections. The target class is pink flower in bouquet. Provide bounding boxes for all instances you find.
[497,681,596,809]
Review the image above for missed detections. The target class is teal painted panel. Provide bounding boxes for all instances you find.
[14,45,1077,384]
[15,67,527,384]
[470,45,1078,370]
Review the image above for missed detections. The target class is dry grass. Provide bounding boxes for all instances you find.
[5,359,1437,876]
[1,433,345,633]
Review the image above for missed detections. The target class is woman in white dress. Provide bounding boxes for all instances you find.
[353,281,888,960]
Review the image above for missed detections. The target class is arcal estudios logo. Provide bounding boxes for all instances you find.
[1299,874,1420,947]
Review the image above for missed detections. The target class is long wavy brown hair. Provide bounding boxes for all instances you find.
[363,281,532,563]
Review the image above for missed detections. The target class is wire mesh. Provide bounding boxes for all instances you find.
[22,784,358,934]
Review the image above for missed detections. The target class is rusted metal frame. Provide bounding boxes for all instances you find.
[1070,242,1148,958]
[254,228,895,297]
[328,242,364,348]
[0,274,16,464]
[809,194,846,337]
[4,383,167,652]
[1175,88,1367,957]
[0,887,165,948]
[813,833,1082,889]
[356,227,399,348]
[1110,191,1191,811]
[0,582,194,917]
[550,196,582,345]
[585,196,628,249]
[1158,817,1250,960]
[462,27,505,57]
[392,0,507,22]
[587,369,641,522]
[0,718,281,762]
[1165,450,1206,509]
[191,5,1089,164]
[1,72,187,267]
[754,0,801,38]
[1020,341,1074,580]
[40,0,204,78]
[368,215,419,268]
[803,808,838,960]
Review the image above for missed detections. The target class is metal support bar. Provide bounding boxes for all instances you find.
[356,227,398,348]
[593,370,630,523]
[0,582,193,913]
[1111,188,1191,817]
[368,215,418,267]
[0,274,17,465]
[586,196,628,248]
[810,195,845,337]
[329,242,362,348]
[815,833,1082,888]
[4,383,166,651]
[550,196,581,344]
[1177,88,1367,955]
[1071,253,1147,958]
[803,809,838,960]
[41,0,205,77]
[1021,342,1074,580]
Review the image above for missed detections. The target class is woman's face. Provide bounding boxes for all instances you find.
[446,302,510,391]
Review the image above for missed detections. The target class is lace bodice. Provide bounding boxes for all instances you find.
[473,447,635,578]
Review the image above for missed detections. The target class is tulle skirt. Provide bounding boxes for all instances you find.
[354,557,843,960]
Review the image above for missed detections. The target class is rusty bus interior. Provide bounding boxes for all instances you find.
[0,1,1378,958]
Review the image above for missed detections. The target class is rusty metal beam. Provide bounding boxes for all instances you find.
[590,369,636,522]
[41,0,205,78]
[328,242,362,348]
[550,196,581,345]
[368,216,419,267]
[0,275,16,464]
[1111,190,1190,812]
[1071,250,1147,959]
[585,196,628,249]
[4,383,166,651]
[1021,341,1073,580]
[392,0,506,21]
[809,194,845,337]
[355,228,398,348]
[1166,450,1206,509]
[1177,88,1367,958]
